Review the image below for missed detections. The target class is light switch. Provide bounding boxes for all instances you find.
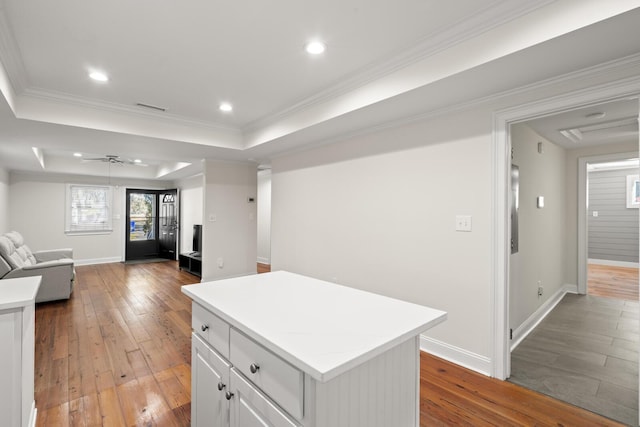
[455,215,472,232]
[537,196,544,209]
[592,211,598,217]
[209,214,217,222]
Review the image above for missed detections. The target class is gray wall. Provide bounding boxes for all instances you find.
[588,167,639,263]
[510,124,567,332]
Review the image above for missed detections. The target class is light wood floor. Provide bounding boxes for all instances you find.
[34,262,625,426]
[588,263,639,301]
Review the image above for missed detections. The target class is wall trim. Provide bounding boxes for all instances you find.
[510,283,577,352]
[75,257,122,266]
[589,258,640,268]
[420,335,492,377]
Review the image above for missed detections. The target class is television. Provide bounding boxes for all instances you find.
[192,224,202,257]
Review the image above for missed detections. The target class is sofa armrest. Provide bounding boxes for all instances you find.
[34,248,74,262]
[24,259,74,270]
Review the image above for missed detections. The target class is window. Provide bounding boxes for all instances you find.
[65,184,113,234]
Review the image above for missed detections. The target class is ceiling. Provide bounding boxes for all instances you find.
[0,1,639,181]
[526,99,639,149]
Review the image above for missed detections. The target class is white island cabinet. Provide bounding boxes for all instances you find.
[182,271,446,427]
[0,276,41,427]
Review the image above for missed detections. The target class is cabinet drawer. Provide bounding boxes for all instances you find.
[230,329,304,420]
[230,368,300,427]
[192,303,229,358]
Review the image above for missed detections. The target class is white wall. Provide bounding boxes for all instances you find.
[272,107,494,361]
[509,124,567,331]
[176,174,204,254]
[8,171,172,264]
[201,160,257,281]
[257,169,271,265]
[0,166,8,233]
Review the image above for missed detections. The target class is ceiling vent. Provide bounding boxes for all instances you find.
[559,117,637,143]
[135,102,166,112]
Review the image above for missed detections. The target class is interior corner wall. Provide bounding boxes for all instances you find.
[564,140,639,285]
[8,171,172,264]
[271,107,494,361]
[0,166,8,233]
[509,124,567,332]
[257,170,271,265]
[175,174,204,254]
[202,161,257,281]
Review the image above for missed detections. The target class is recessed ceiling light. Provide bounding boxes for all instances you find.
[133,159,142,163]
[89,71,108,82]
[305,41,326,55]
[219,103,233,112]
[73,152,82,157]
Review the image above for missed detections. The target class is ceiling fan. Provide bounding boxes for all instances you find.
[82,154,147,166]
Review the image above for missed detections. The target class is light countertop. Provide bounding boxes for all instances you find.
[0,276,41,311]
[182,271,446,382]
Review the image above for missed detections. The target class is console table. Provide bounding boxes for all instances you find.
[0,276,41,427]
[179,252,202,277]
[182,271,446,427]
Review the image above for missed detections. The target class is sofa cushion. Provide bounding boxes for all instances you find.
[0,234,36,268]
[5,231,24,246]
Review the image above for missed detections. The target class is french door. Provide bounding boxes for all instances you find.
[125,188,178,261]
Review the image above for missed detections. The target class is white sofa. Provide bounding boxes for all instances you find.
[0,231,75,303]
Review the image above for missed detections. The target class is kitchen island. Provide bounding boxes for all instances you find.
[182,271,446,427]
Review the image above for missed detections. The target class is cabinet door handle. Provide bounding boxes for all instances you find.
[249,363,260,374]
[217,382,226,391]
[201,325,209,332]
[225,391,234,400]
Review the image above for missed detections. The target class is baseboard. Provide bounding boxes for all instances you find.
[420,335,492,377]
[75,256,122,266]
[588,258,639,268]
[510,283,577,352]
[257,257,271,265]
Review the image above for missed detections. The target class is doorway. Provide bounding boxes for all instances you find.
[503,103,639,425]
[125,188,178,262]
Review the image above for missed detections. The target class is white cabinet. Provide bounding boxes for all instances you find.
[191,333,230,427]
[184,271,447,427]
[0,277,40,427]
[191,309,299,427]
[229,369,299,427]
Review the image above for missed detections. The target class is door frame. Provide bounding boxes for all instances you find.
[578,151,639,295]
[124,188,179,261]
[491,79,640,380]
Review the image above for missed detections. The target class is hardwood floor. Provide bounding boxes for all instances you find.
[422,353,625,427]
[257,262,271,274]
[34,261,624,426]
[35,261,198,426]
[588,263,639,301]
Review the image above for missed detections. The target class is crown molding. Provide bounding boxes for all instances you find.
[270,53,640,162]
[243,0,555,133]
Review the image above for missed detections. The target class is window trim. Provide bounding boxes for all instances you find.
[65,184,114,235]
